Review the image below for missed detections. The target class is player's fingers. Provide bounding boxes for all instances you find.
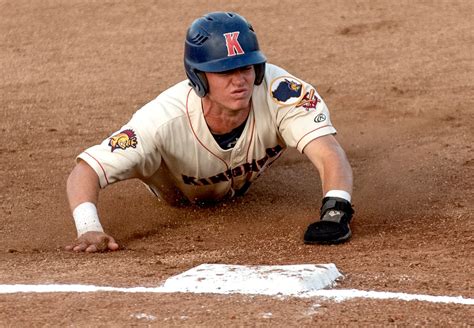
[85,245,98,253]
[107,237,119,251]
[65,239,83,251]
[72,243,88,252]
[108,241,120,251]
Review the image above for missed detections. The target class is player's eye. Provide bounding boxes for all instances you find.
[217,66,253,75]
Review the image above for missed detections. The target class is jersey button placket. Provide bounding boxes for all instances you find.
[231,146,244,165]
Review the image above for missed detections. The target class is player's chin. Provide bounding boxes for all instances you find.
[228,96,251,109]
[228,101,250,111]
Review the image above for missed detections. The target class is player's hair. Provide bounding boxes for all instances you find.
[184,12,267,97]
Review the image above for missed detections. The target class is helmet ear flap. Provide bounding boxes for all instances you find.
[254,63,266,85]
[196,71,208,96]
[186,69,209,97]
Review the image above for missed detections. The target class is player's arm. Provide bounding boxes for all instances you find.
[302,134,355,244]
[65,160,119,252]
[303,134,353,195]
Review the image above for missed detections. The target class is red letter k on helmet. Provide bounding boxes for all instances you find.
[223,32,245,56]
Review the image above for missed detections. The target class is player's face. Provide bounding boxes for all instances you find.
[205,66,255,111]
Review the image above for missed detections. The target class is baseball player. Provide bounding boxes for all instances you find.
[66,12,354,253]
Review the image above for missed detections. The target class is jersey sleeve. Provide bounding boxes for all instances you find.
[265,64,337,152]
[77,105,162,189]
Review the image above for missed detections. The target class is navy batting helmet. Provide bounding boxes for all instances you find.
[184,12,267,97]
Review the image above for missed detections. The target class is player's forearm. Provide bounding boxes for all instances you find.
[303,135,353,198]
[319,154,353,196]
[66,160,100,211]
[66,160,104,236]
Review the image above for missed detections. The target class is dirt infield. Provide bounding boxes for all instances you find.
[1,0,473,326]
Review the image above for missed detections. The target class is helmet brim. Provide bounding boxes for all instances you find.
[190,51,267,73]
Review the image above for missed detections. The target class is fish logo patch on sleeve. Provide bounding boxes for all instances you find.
[108,129,138,152]
[270,77,305,106]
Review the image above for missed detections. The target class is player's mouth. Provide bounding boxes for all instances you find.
[230,88,250,99]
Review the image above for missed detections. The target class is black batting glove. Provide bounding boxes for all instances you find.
[304,197,354,244]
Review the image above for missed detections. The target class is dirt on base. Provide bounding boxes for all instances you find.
[0,0,472,326]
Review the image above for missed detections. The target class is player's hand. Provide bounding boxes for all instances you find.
[303,197,354,244]
[65,231,120,253]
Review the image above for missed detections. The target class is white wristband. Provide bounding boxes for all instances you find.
[325,190,352,203]
[72,202,104,237]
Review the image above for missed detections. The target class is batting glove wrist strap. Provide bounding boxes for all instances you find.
[303,197,354,245]
[320,197,354,219]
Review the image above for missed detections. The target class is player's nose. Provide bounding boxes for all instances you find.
[231,69,247,85]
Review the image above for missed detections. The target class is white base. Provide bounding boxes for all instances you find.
[158,263,342,297]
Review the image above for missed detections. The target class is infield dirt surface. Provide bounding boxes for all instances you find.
[1,0,473,326]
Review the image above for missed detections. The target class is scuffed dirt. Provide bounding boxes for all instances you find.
[0,0,472,326]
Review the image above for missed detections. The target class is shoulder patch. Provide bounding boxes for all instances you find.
[108,129,138,152]
[270,76,305,106]
[296,88,321,110]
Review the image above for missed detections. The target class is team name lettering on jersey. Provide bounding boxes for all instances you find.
[223,32,245,56]
[182,145,283,186]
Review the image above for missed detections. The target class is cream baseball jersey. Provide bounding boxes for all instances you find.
[77,64,337,204]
